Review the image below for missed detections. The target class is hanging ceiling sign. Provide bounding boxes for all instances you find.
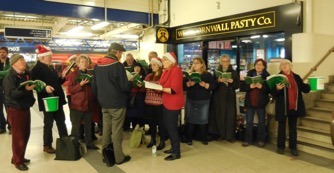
[4,27,52,39]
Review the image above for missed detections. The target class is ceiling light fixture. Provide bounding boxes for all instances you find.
[250,35,260,39]
[67,26,84,33]
[275,38,285,42]
[91,21,109,30]
[113,34,139,39]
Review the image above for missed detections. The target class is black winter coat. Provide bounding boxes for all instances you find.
[240,69,270,108]
[31,61,66,112]
[270,72,310,121]
[3,68,35,109]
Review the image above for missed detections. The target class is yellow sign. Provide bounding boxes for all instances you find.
[176,11,275,40]
[157,28,169,43]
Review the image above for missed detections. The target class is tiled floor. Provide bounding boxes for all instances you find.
[0,103,333,173]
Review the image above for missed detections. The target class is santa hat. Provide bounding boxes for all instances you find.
[150,57,162,67]
[163,52,177,63]
[36,45,52,57]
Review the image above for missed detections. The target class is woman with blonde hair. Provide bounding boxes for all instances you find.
[184,57,215,145]
[270,59,310,156]
[68,54,99,150]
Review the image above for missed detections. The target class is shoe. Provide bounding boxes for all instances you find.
[86,144,99,150]
[276,148,284,155]
[157,142,165,150]
[202,141,208,145]
[164,154,181,161]
[11,158,30,164]
[0,129,5,134]
[291,149,299,156]
[116,156,131,165]
[146,140,156,148]
[43,146,56,154]
[15,164,28,171]
[242,142,249,147]
[164,148,172,154]
[227,139,235,143]
[186,141,193,146]
[258,142,265,148]
[8,129,12,134]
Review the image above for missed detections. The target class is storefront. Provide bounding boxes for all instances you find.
[156,2,303,75]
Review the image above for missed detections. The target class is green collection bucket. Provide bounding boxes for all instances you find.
[42,96,59,112]
[308,76,325,91]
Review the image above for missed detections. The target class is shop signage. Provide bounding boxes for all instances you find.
[155,26,172,44]
[176,11,275,40]
[4,27,52,39]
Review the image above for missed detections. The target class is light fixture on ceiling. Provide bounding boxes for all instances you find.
[241,40,252,43]
[67,26,84,33]
[275,38,285,42]
[91,21,109,30]
[113,34,139,39]
[250,35,260,39]
[262,35,268,38]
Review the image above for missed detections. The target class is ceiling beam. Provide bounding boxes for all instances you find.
[51,17,68,37]
[0,19,54,28]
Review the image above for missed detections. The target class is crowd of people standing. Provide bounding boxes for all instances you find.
[1,43,311,171]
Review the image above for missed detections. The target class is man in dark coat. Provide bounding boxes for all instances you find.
[92,43,131,165]
[31,45,68,154]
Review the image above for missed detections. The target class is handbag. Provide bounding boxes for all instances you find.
[129,124,145,148]
[102,143,115,167]
[266,99,276,116]
[55,136,83,161]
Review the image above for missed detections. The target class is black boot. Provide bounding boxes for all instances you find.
[157,141,165,150]
[146,140,156,148]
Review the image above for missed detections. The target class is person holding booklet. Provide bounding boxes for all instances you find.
[125,64,146,130]
[67,54,99,150]
[143,57,166,150]
[240,59,270,147]
[184,57,215,146]
[270,59,310,156]
[160,52,184,161]
[208,54,239,142]
[31,45,68,154]
[3,54,36,171]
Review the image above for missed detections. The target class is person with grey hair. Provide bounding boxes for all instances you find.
[208,54,239,142]
[270,59,310,156]
[31,45,68,154]
[92,43,131,166]
[3,54,36,171]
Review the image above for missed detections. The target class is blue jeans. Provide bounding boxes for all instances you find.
[245,106,266,143]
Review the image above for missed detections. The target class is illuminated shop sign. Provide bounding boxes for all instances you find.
[176,11,275,40]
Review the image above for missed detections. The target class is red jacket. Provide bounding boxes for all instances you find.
[68,69,94,112]
[160,65,185,110]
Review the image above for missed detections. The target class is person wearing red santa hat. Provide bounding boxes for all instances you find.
[31,45,68,154]
[159,52,184,161]
[144,57,166,150]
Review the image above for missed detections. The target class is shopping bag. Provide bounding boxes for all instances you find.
[266,99,276,116]
[129,125,145,148]
[55,136,83,161]
[102,143,115,167]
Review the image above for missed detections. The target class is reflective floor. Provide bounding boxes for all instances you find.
[0,102,333,173]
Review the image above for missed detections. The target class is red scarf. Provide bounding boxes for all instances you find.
[283,72,297,110]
